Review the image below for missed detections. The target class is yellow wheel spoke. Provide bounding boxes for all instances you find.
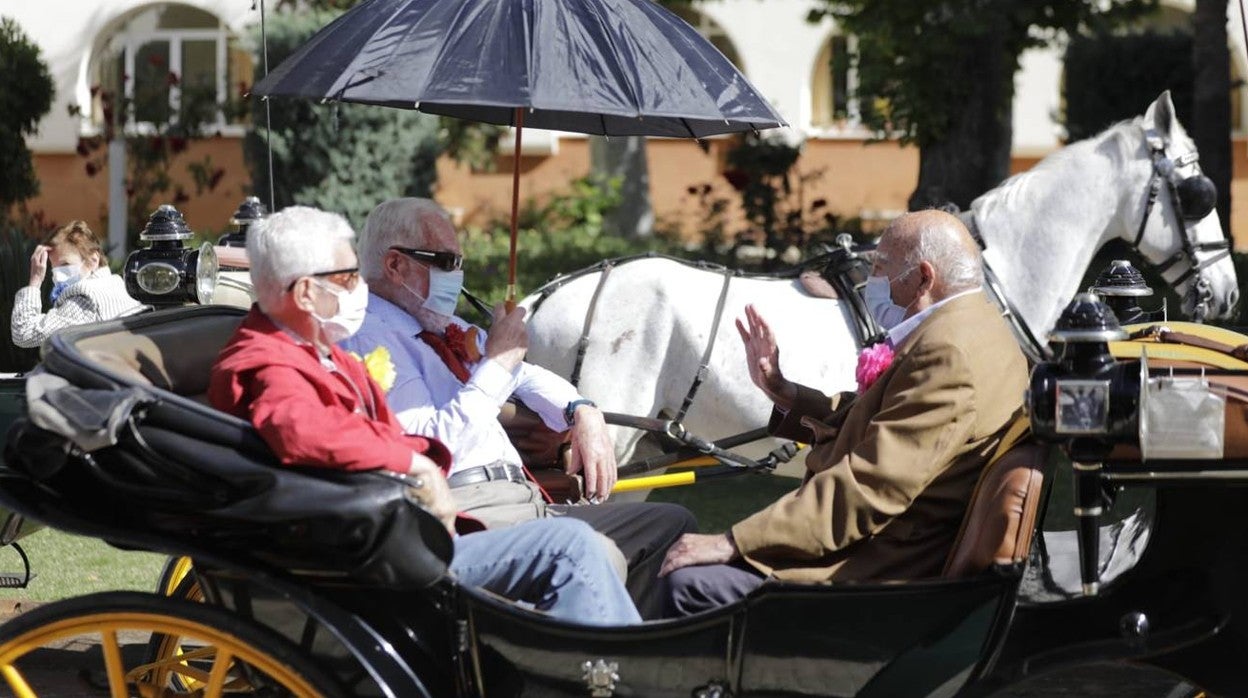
[1,664,36,698]
[203,647,235,697]
[100,630,128,698]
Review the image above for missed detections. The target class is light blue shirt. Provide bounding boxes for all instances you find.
[340,293,581,475]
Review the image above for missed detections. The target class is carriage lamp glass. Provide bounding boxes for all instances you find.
[124,204,219,306]
[1054,379,1111,435]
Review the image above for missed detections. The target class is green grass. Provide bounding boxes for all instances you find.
[648,471,802,533]
[0,529,166,602]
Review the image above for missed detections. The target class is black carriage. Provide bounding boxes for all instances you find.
[0,294,1244,697]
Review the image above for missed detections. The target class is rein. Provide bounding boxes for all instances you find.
[966,217,1053,363]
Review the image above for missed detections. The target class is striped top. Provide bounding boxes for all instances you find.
[11,267,146,348]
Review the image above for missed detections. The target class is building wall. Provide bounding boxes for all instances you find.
[15,0,1248,248]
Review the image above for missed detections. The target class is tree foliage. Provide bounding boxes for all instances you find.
[0,17,55,211]
[810,0,1156,148]
[244,10,442,228]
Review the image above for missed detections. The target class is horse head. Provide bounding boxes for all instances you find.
[1120,91,1238,322]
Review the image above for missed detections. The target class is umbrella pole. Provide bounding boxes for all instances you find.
[506,107,524,312]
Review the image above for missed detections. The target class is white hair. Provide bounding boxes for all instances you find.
[902,218,984,293]
[247,206,356,312]
[358,197,451,284]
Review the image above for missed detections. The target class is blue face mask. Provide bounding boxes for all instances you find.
[49,264,82,304]
[404,268,464,318]
[863,266,917,330]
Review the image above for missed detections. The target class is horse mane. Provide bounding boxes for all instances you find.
[971,117,1142,234]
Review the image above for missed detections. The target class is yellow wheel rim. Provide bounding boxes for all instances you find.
[160,556,196,597]
[0,610,323,697]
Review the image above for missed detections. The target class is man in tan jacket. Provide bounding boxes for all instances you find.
[659,209,1028,615]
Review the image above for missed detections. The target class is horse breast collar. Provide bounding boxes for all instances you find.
[1131,130,1229,321]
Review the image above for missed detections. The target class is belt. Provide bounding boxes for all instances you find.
[446,462,528,489]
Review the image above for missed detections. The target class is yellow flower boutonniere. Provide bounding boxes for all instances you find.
[351,346,397,393]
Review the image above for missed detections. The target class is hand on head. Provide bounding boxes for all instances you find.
[27,246,49,288]
[735,304,797,411]
[485,302,528,371]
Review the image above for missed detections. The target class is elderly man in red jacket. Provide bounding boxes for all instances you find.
[209,205,639,626]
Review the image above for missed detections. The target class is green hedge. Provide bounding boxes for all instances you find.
[1063,30,1193,141]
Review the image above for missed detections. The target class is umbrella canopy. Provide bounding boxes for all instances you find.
[252,0,785,136]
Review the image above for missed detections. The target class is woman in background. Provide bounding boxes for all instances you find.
[11,221,144,348]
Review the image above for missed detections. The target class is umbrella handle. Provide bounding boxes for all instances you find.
[507,107,524,310]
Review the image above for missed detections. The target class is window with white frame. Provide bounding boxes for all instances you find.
[90,4,250,132]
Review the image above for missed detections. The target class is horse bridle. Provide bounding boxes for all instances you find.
[1129,131,1228,322]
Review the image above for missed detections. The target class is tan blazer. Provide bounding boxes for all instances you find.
[731,292,1028,583]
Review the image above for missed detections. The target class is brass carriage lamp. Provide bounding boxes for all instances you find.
[1089,260,1155,325]
[123,204,219,306]
[217,196,267,249]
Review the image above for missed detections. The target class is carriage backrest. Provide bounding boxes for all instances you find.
[72,311,243,402]
[942,441,1046,579]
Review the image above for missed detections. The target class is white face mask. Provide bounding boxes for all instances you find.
[403,267,464,318]
[313,279,370,344]
[51,264,82,286]
[863,267,916,330]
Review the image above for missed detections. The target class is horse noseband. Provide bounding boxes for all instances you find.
[1177,174,1217,221]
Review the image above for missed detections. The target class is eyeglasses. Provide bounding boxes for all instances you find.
[390,246,463,272]
[287,267,361,292]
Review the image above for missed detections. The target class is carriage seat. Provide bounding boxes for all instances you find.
[73,309,244,403]
[942,440,1046,578]
[8,306,454,589]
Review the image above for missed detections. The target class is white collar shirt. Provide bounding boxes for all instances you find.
[887,288,983,348]
[339,293,582,475]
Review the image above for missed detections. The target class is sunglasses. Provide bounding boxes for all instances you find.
[287,267,361,292]
[390,246,463,272]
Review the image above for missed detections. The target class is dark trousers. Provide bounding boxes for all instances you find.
[665,561,766,617]
[554,501,697,619]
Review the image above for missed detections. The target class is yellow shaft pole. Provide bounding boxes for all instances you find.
[612,471,696,493]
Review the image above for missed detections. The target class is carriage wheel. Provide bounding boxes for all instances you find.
[155,555,197,598]
[0,591,340,697]
[147,556,207,692]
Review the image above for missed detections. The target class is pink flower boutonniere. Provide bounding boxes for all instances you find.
[855,342,895,393]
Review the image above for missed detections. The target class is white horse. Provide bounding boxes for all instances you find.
[522,92,1240,466]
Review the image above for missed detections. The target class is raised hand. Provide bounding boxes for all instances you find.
[485,302,528,371]
[735,304,797,411]
[28,246,49,288]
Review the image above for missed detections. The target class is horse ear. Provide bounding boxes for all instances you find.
[1143,91,1176,138]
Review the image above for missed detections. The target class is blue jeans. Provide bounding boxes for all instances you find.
[451,517,642,626]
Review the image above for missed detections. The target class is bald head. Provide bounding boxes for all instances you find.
[879,210,983,300]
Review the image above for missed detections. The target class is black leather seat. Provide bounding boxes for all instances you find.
[2,306,452,589]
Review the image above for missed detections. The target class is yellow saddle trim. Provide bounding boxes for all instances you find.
[989,414,1032,465]
[1108,321,1248,369]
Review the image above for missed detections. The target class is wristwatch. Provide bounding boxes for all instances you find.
[564,398,597,426]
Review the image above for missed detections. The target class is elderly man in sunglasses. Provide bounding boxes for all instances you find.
[340,197,696,619]
[208,206,641,625]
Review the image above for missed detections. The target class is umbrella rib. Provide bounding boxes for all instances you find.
[326,0,427,100]
[583,0,644,116]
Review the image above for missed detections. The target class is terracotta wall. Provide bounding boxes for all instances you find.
[28,134,1248,251]
[26,137,252,240]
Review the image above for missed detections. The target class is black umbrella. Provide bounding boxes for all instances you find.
[253,0,785,304]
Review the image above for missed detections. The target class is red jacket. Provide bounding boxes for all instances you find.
[210,307,451,475]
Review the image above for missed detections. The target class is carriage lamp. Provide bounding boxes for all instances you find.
[1029,293,1143,596]
[1089,260,1155,325]
[124,204,218,306]
[217,195,267,249]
